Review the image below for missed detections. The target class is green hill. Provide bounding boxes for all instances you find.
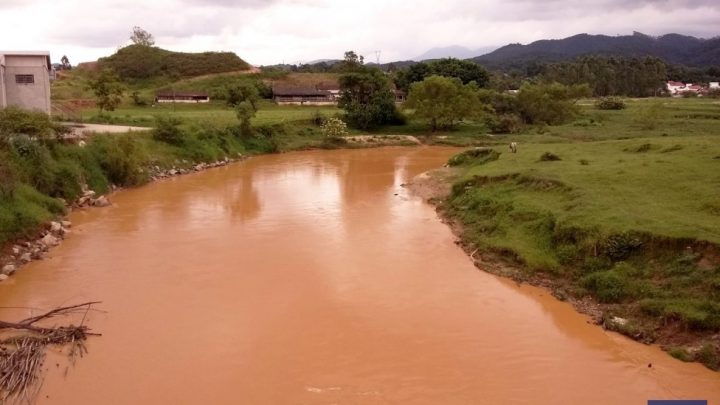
[99,45,251,80]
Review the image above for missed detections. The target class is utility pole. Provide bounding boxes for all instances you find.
[374,50,381,67]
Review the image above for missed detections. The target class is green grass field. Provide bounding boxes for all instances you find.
[442,108,720,368]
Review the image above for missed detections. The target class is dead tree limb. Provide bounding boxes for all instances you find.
[0,301,102,402]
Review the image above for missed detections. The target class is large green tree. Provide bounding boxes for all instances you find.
[406,75,482,131]
[516,82,591,125]
[338,68,399,130]
[395,58,489,91]
[88,69,125,114]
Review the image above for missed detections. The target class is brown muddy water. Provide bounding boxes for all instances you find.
[0,147,718,404]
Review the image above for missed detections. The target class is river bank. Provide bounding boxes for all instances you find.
[405,145,720,370]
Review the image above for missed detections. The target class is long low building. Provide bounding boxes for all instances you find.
[0,51,52,114]
[155,90,210,103]
[272,85,334,105]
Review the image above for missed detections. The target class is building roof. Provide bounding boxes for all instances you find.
[0,51,51,69]
[272,86,330,97]
[316,82,340,91]
[667,81,685,87]
[156,90,209,98]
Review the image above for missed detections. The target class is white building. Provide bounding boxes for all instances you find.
[666,81,686,95]
[0,51,52,114]
[710,82,720,89]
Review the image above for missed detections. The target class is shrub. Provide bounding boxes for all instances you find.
[152,115,185,145]
[595,97,626,110]
[0,107,59,139]
[602,233,642,261]
[581,270,632,303]
[539,152,561,162]
[320,117,348,138]
[485,113,524,134]
[312,110,327,126]
[448,148,500,166]
[668,347,693,362]
[516,82,591,125]
[88,135,148,186]
[0,152,17,198]
[696,344,720,370]
[130,91,148,106]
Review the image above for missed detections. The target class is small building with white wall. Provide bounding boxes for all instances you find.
[155,90,210,103]
[710,82,720,89]
[0,51,52,114]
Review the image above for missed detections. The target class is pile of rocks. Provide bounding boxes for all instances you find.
[75,190,111,208]
[0,220,72,282]
[149,156,240,181]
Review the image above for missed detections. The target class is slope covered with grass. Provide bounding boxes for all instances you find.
[443,136,720,369]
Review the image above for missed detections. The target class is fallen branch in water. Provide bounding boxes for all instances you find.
[0,301,102,403]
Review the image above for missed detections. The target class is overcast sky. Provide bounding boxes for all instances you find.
[1,0,718,65]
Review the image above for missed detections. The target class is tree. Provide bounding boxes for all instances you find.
[236,102,256,136]
[340,50,364,72]
[60,55,71,70]
[88,69,125,114]
[130,26,155,46]
[226,83,260,109]
[405,75,482,131]
[395,58,490,91]
[516,82,591,125]
[338,68,399,129]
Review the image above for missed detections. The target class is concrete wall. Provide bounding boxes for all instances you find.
[1,54,51,114]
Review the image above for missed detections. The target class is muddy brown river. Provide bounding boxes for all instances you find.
[1,147,718,404]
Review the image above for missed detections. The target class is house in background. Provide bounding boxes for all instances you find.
[0,51,52,114]
[316,82,341,101]
[666,81,686,95]
[272,85,334,105]
[155,90,210,103]
[710,82,720,90]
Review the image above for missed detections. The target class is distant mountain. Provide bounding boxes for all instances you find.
[413,45,498,61]
[472,32,720,68]
[302,59,340,65]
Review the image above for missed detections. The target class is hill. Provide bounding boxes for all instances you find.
[99,45,252,80]
[472,32,720,69]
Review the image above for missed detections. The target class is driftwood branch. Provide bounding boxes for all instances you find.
[0,301,102,402]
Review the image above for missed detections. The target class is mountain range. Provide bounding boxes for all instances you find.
[471,32,720,68]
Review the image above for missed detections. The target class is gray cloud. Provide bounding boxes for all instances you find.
[2,0,719,65]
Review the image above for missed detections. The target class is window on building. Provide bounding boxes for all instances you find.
[15,74,35,84]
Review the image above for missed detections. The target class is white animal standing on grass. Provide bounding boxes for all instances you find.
[509,142,518,153]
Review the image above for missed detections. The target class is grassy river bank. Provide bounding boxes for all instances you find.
[415,135,720,370]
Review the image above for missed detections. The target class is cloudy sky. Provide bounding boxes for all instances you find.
[1,0,718,65]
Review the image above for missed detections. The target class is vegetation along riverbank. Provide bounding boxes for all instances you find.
[407,134,720,371]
